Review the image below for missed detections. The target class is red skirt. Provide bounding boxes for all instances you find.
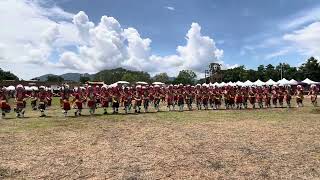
[63,101,71,110]
[235,96,243,103]
[87,100,95,108]
[16,101,25,109]
[101,100,109,108]
[75,101,83,109]
[1,101,11,111]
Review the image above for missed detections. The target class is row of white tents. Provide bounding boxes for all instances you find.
[202,78,319,87]
[108,81,165,88]
[2,79,319,91]
[3,85,47,91]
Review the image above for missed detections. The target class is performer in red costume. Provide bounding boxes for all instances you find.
[100,86,110,115]
[295,85,304,107]
[38,86,48,117]
[46,88,53,107]
[309,84,318,107]
[86,86,97,115]
[60,84,71,117]
[72,87,84,116]
[15,84,27,118]
[0,87,11,118]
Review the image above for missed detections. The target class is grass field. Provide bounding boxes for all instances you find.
[0,98,320,179]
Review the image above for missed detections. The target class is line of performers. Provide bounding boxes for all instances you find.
[0,84,319,118]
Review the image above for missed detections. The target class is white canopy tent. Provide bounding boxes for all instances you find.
[302,78,319,85]
[243,80,253,87]
[289,79,298,85]
[254,80,265,86]
[235,81,244,86]
[213,82,219,87]
[24,86,32,91]
[265,79,277,86]
[152,82,165,85]
[136,81,148,85]
[116,81,130,84]
[109,83,118,88]
[219,82,226,87]
[277,78,290,86]
[30,86,38,91]
[227,81,236,86]
[6,85,15,91]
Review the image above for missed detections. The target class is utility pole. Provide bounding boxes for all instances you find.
[280,63,283,79]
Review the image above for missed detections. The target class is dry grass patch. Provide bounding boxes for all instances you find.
[0,98,319,179]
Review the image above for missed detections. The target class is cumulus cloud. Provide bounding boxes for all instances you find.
[0,0,223,79]
[283,22,320,56]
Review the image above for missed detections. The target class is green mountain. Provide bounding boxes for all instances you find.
[34,73,93,82]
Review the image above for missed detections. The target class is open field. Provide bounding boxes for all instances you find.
[0,98,320,179]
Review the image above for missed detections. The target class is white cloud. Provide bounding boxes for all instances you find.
[280,6,320,30]
[0,0,223,79]
[165,6,175,11]
[283,21,320,56]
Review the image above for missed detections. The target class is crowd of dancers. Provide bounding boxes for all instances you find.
[0,83,319,118]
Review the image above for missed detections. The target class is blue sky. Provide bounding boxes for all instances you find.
[1,0,320,79]
[52,0,319,68]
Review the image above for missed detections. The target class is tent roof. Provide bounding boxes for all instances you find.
[289,79,298,85]
[302,78,319,85]
[254,79,265,86]
[265,79,277,85]
[152,82,165,85]
[136,81,148,85]
[277,78,290,85]
[116,81,130,84]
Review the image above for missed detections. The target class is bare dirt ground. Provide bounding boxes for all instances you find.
[0,98,320,179]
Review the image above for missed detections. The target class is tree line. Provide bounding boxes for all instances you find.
[1,57,320,85]
[0,68,19,81]
[218,57,320,83]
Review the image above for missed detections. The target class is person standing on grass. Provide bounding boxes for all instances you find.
[295,85,304,107]
[46,88,53,107]
[86,86,97,115]
[153,85,161,112]
[166,86,174,111]
[243,88,249,109]
[177,88,184,112]
[38,86,48,117]
[271,86,278,108]
[30,89,38,110]
[60,84,71,117]
[284,87,292,108]
[111,87,120,114]
[142,87,150,112]
[185,86,193,111]
[249,88,256,109]
[195,85,202,110]
[309,84,318,107]
[14,84,27,118]
[72,87,84,116]
[263,90,271,108]
[202,86,209,110]
[256,90,264,109]
[100,86,110,115]
[0,87,11,118]
[209,89,215,110]
[235,90,243,109]
[133,90,142,113]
